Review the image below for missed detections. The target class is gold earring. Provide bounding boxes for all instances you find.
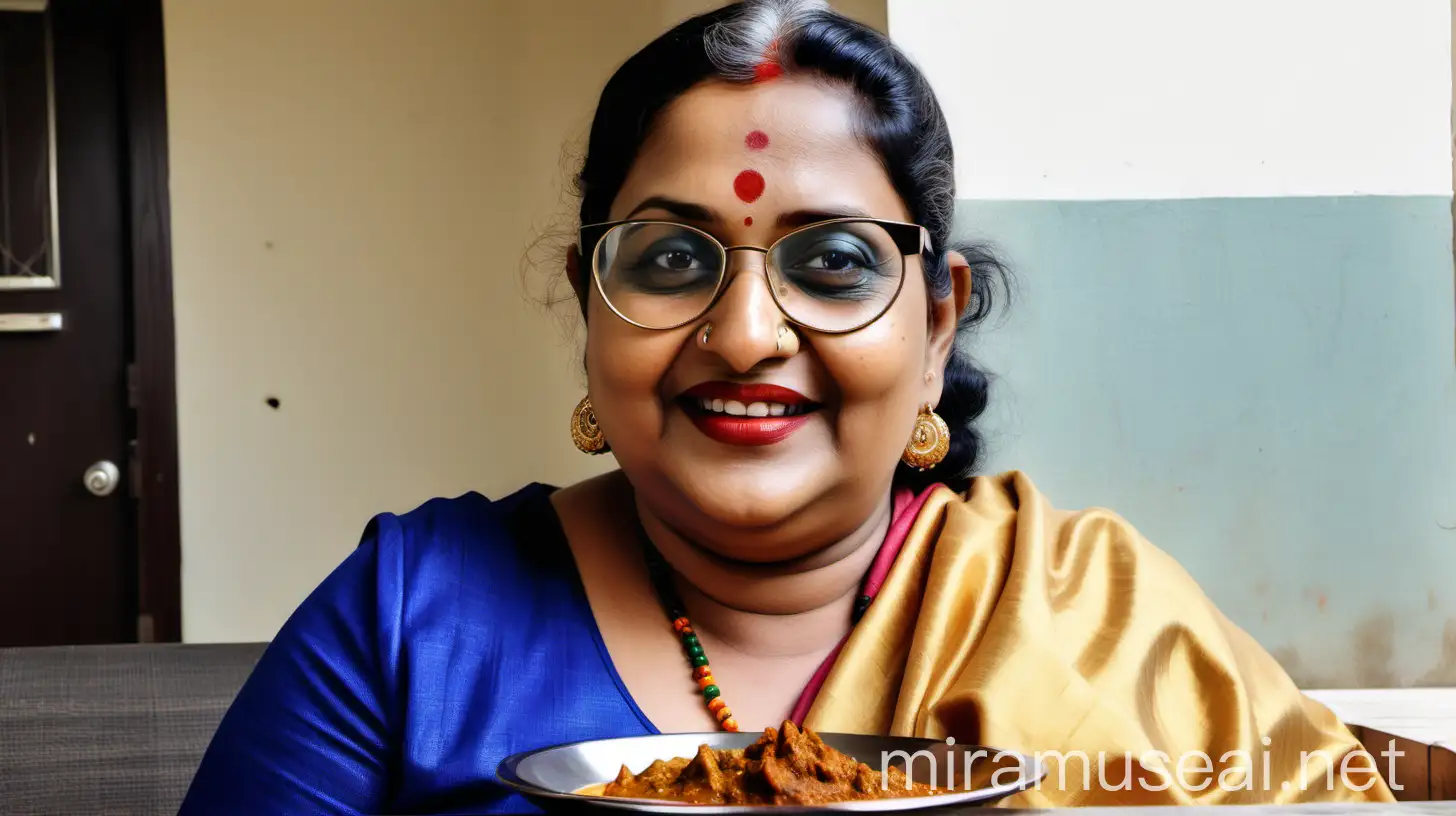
[901,403,949,470]
[571,395,609,454]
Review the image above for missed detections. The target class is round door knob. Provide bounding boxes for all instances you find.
[84,460,120,497]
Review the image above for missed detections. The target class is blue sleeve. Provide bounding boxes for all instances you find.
[179,516,404,816]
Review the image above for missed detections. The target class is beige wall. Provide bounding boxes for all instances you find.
[163,0,885,643]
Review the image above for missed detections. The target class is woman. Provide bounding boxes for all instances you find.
[181,1,1393,812]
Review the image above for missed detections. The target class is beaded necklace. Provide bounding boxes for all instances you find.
[642,543,748,732]
[640,490,927,732]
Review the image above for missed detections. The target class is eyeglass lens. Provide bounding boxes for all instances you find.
[592,220,905,332]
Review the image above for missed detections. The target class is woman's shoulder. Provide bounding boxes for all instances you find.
[957,469,1197,576]
[333,481,590,643]
[952,469,1244,640]
[363,481,568,578]
[961,468,1142,527]
[374,480,559,534]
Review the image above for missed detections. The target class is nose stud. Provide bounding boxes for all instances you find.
[699,322,794,353]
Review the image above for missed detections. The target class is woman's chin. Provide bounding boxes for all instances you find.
[664,465,828,533]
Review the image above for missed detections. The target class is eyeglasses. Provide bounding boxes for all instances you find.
[577,217,931,334]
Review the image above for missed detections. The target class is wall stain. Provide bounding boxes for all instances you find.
[1270,645,1338,689]
[1430,589,1439,612]
[1270,613,1456,689]
[1271,645,1303,676]
[1350,611,1396,687]
[1270,645,1305,682]
[1415,619,1456,686]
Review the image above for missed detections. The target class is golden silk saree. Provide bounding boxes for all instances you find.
[802,471,1393,806]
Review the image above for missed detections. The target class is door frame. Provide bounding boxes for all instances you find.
[122,0,181,643]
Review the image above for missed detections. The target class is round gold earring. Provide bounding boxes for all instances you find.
[901,403,949,470]
[571,395,609,454]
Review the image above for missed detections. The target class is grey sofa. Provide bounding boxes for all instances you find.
[0,642,267,815]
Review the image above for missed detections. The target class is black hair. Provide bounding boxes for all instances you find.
[572,0,1011,491]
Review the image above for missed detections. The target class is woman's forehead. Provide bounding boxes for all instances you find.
[612,76,907,222]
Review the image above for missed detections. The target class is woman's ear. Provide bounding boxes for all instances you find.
[566,245,589,318]
[925,250,974,380]
[948,250,974,319]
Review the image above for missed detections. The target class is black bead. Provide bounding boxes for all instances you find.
[851,594,873,624]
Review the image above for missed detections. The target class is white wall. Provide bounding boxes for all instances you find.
[890,0,1452,200]
[166,0,640,643]
[164,0,885,643]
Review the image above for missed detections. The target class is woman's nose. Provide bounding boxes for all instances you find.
[700,252,788,372]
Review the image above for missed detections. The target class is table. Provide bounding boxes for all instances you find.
[1303,689,1456,802]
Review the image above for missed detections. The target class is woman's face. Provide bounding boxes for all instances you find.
[577,76,965,560]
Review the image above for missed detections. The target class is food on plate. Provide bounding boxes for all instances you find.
[594,721,951,805]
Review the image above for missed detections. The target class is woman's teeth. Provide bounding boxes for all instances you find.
[697,398,807,417]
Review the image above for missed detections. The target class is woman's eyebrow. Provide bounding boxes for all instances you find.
[625,196,719,222]
[777,207,875,228]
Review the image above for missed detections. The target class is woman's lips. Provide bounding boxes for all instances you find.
[678,381,818,447]
[686,411,812,446]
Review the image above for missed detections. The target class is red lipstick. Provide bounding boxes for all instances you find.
[679,382,817,447]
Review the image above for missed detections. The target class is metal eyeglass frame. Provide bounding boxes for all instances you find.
[577,216,932,335]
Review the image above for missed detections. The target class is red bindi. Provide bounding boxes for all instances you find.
[733,170,765,203]
[744,216,753,226]
[745,130,769,150]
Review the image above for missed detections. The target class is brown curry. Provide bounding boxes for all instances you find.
[593,721,950,806]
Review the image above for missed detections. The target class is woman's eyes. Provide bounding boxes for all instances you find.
[617,238,718,291]
[782,238,878,279]
[650,248,705,270]
[609,227,891,298]
[797,247,869,272]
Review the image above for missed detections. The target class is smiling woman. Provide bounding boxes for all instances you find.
[178,1,1395,814]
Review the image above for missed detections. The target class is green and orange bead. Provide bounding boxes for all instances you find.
[648,548,744,733]
[667,614,741,732]
[708,698,737,730]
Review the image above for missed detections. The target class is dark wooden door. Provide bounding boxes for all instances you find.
[0,3,138,647]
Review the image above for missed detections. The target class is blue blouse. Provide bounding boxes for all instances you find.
[179,483,659,815]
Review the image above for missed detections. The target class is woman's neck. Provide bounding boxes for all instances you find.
[633,487,895,660]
